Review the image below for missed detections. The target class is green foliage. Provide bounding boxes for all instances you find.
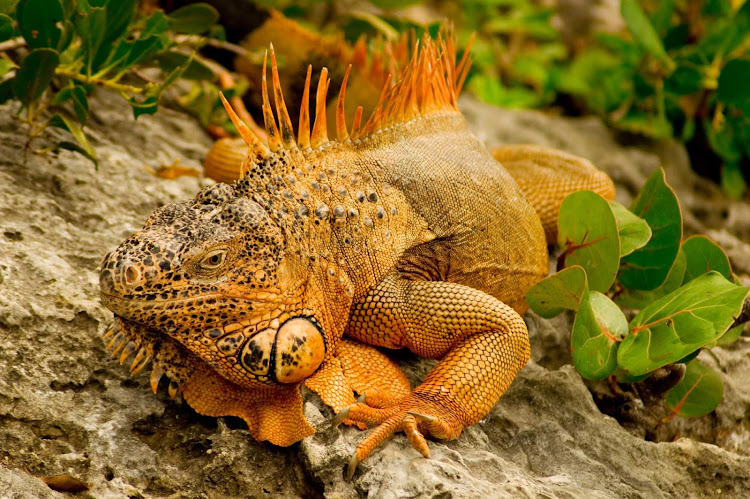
[433,0,750,197]
[609,201,651,257]
[527,168,749,419]
[619,168,682,290]
[666,360,723,418]
[619,272,748,375]
[0,0,226,163]
[525,265,586,318]
[557,190,620,293]
[571,287,627,380]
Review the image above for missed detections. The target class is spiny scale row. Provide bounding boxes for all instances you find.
[220,27,473,174]
[103,324,179,399]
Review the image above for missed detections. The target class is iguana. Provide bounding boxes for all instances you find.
[99,27,614,479]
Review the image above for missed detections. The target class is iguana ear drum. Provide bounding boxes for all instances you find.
[273,318,326,383]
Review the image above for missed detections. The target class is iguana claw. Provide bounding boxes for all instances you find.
[406,411,436,423]
[333,406,351,427]
[345,452,360,481]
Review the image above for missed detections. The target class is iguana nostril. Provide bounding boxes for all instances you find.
[124,265,141,286]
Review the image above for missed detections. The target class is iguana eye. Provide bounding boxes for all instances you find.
[199,249,227,270]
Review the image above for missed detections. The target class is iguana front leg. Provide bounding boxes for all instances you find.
[337,273,530,478]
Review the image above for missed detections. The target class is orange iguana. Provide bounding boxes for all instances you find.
[99,26,614,479]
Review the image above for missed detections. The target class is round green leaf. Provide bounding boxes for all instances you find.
[13,47,59,107]
[526,265,587,318]
[167,3,218,35]
[681,235,732,284]
[619,168,682,290]
[0,13,14,42]
[666,361,723,418]
[618,272,750,375]
[609,201,651,257]
[16,0,64,49]
[558,191,620,293]
[571,290,624,380]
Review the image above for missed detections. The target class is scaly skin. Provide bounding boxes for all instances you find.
[100,30,613,477]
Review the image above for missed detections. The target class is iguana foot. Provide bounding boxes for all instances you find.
[334,394,463,479]
[305,338,411,424]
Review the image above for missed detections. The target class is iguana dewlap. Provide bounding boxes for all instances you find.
[100,29,614,478]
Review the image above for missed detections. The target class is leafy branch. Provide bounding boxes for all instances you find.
[527,168,749,420]
[0,0,247,167]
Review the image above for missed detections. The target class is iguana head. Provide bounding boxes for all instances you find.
[100,181,327,388]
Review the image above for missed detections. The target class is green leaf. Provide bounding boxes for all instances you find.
[665,65,704,95]
[650,0,675,34]
[619,168,682,290]
[0,13,13,42]
[0,1,19,15]
[717,59,750,108]
[620,0,673,65]
[49,113,97,167]
[143,9,169,37]
[101,0,137,44]
[468,74,543,108]
[572,289,626,380]
[155,51,214,81]
[609,201,651,257]
[681,235,732,284]
[167,3,218,35]
[618,272,750,375]
[666,360,723,418]
[0,58,15,77]
[615,111,673,139]
[13,47,59,107]
[720,161,747,200]
[53,141,98,167]
[526,265,587,318]
[91,0,139,71]
[129,95,158,119]
[16,0,64,49]
[705,120,742,162]
[714,324,743,347]
[616,248,687,309]
[570,290,628,380]
[558,191,620,293]
[52,84,88,122]
[74,1,107,76]
[0,77,14,104]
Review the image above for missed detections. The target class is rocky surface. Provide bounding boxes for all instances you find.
[1,92,749,498]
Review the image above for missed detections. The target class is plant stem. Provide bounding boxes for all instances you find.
[55,68,144,94]
[174,35,257,60]
[0,36,26,53]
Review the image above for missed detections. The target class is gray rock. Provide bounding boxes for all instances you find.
[1,91,749,498]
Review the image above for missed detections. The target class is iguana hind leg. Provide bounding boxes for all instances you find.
[339,274,530,477]
[493,144,615,244]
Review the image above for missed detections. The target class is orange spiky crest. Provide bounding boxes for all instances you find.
[219,92,270,162]
[227,26,471,171]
